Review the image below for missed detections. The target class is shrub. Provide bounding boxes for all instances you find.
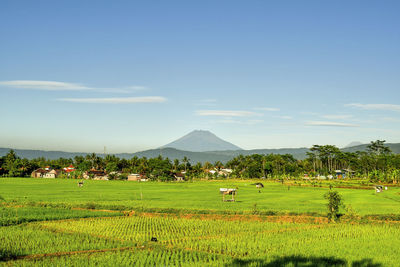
[324,191,343,222]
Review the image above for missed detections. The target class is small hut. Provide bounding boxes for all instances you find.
[220,188,237,202]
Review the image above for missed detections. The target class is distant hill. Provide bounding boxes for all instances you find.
[119,148,234,163]
[344,141,363,148]
[162,130,242,152]
[0,146,310,163]
[342,143,400,154]
[0,148,89,160]
[1,143,399,164]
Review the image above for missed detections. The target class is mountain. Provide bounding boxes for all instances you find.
[0,147,89,160]
[1,143,399,164]
[344,141,363,148]
[342,143,400,154]
[161,130,242,152]
[0,147,309,163]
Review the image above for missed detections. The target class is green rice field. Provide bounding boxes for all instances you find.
[1,178,400,266]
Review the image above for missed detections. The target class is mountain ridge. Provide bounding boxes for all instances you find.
[344,141,363,148]
[2,143,400,164]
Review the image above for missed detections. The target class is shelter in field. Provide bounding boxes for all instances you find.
[220,188,237,202]
[127,173,141,181]
[31,168,47,178]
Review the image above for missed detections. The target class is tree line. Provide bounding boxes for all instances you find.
[1,140,399,183]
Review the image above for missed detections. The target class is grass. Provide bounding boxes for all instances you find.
[1,178,400,215]
[0,206,122,226]
[1,178,400,266]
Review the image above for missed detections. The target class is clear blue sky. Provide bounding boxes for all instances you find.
[1,0,399,153]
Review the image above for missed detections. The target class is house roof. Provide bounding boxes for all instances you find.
[33,168,47,173]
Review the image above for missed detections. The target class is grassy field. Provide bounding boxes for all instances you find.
[1,178,400,266]
[1,178,400,215]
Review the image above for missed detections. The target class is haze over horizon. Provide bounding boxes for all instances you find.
[1,1,399,153]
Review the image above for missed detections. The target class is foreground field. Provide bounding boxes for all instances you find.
[1,214,397,266]
[1,178,400,266]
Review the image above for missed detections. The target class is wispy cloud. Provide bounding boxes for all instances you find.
[0,80,147,93]
[0,80,90,91]
[216,119,264,125]
[346,103,400,112]
[305,121,359,127]
[196,110,261,117]
[273,115,292,120]
[254,107,280,112]
[57,96,167,104]
[122,86,147,91]
[321,114,353,120]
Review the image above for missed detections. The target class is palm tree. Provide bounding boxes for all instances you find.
[182,157,190,172]
[173,159,180,171]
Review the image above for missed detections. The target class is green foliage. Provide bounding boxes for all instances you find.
[1,139,400,181]
[367,140,391,156]
[324,191,343,222]
[77,161,91,171]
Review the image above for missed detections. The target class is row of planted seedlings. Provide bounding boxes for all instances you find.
[37,215,303,245]
[0,223,131,261]
[33,214,400,265]
[3,211,400,266]
[8,248,233,267]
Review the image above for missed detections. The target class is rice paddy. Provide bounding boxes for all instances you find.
[1,178,399,266]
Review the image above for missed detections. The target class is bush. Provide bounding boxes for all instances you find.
[324,191,343,222]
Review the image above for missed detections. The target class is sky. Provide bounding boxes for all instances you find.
[0,0,399,153]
